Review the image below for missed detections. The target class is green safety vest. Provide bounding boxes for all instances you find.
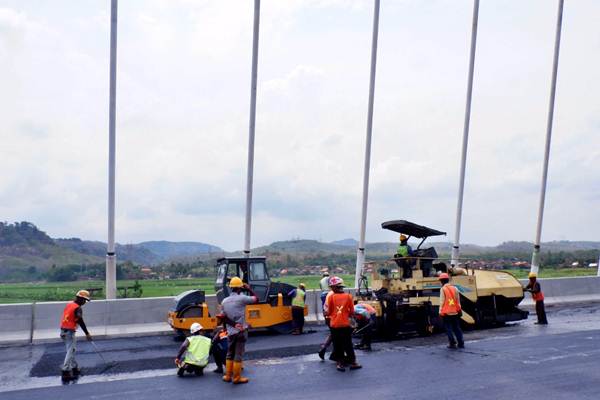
[292,289,305,308]
[184,335,211,367]
[397,244,409,257]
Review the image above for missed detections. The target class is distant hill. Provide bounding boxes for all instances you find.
[0,222,102,271]
[137,241,223,261]
[54,238,161,265]
[331,239,358,247]
[0,222,224,274]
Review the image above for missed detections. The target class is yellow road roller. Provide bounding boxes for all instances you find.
[168,257,307,337]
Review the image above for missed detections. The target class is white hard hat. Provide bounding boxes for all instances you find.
[190,322,203,334]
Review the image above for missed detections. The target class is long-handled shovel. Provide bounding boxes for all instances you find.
[90,340,118,373]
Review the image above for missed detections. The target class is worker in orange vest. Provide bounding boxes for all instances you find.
[60,290,92,381]
[438,273,464,349]
[525,272,548,325]
[324,276,362,372]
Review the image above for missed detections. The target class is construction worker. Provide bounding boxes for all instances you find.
[319,272,331,308]
[287,283,306,335]
[210,322,228,374]
[317,288,334,360]
[353,303,376,351]
[221,277,258,384]
[438,273,464,349]
[525,272,548,325]
[395,234,414,278]
[324,276,362,372]
[175,322,211,377]
[59,290,92,381]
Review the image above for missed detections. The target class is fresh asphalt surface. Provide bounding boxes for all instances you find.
[1,302,600,400]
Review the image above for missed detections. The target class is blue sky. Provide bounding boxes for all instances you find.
[0,0,599,251]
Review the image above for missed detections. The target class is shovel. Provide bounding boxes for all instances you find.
[90,340,118,373]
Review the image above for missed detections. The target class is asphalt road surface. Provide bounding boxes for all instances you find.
[1,302,599,400]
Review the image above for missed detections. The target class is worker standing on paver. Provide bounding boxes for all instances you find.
[395,234,414,278]
[59,290,92,381]
[353,303,376,351]
[525,272,548,325]
[221,277,258,384]
[174,322,211,377]
[324,277,361,372]
[287,283,306,335]
[438,273,464,349]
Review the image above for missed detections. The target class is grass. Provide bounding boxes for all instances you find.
[0,275,355,304]
[0,269,594,304]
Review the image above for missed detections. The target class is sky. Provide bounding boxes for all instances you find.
[0,0,598,251]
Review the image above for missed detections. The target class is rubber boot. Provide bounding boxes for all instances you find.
[61,370,73,382]
[232,361,249,384]
[222,360,234,382]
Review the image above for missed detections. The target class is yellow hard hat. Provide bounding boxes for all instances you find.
[229,277,244,288]
[400,234,408,242]
[528,272,537,279]
[76,290,91,301]
[299,283,306,290]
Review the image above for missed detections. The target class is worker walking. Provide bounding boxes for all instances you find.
[288,283,306,335]
[438,273,464,349]
[353,303,376,351]
[175,322,211,377]
[59,290,92,381]
[324,277,362,372]
[221,277,258,384]
[525,272,548,325]
[317,289,333,360]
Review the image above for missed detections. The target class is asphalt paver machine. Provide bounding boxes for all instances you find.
[357,220,529,337]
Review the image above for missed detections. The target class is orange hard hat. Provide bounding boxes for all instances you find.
[438,273,450,280]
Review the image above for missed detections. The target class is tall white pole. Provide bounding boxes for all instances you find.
[355,0,380,289]
[451,0,479,267]
[531,0,564,276]
[106,0,118,300]
[244,0,260,256]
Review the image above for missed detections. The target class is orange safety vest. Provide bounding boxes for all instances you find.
[532,290,545,302]
[440,285,461,316]
[60,302,80,330]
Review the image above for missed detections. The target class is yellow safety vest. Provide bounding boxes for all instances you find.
[292,289,305,308]
[184,335,211,367]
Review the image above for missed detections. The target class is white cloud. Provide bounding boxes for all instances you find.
[0,0,599,251]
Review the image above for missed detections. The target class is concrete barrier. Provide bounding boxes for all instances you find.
[1,276,598,345]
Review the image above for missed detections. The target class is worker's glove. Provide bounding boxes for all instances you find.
[86,334,93,342]
[174,358,182,367]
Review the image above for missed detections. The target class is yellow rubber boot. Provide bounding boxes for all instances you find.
[232,361,249,384]
[222,360,234,382]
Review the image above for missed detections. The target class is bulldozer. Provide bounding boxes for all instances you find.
[168,256,306,337]
[357,220,529,337]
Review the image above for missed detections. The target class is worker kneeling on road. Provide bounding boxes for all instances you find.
[324,277,362,372]
[221,277,258,384]
[175,322,211,377]
[60,290,93,382]
[525,272,548,325]
[438,273,464,349]
[288,283,306,335]
[353,303,376,351]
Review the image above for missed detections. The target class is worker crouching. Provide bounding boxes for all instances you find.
[175,322,211,377]
[221,277,258,384]
[324,277,362,372]
[353,303,376,351]
[438,273,464,349]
